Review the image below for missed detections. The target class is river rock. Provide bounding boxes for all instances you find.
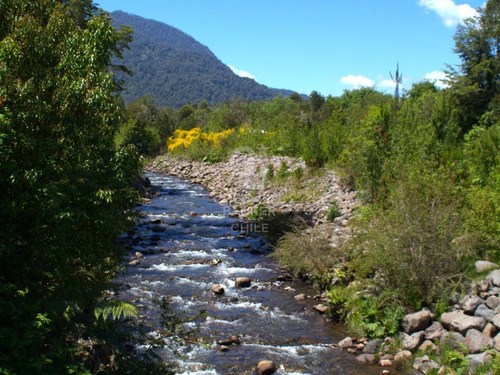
[399,331,424,351]
[419,340,437,353]
[475,260,498,273]
[355,354,376,364]
[487,270,500,287]
[128,259,140,267]
[460,295,484,314]
[235,277,251,288]
[440,310,486,334]
[413,355,440,373]
[256,360,277,375]
[467,352,492,373]
[425,321,447,341]
[394,350,412,363]
[483,322,497,337]
[475,304,494,321]
[492,313,500,329]
[337,336,353,349]
[294,293,307,301]
[212,284,225,295]
[464,329,493,353]
[401,309,432,334]
[379,359,392,367]
[486,295,500,310]
[494,332,500,351]
[313,304,328,314]
[362,339,383,354]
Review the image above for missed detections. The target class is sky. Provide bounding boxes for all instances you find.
[95,0,485,97]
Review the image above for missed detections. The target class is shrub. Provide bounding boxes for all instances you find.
[325,201,341,222]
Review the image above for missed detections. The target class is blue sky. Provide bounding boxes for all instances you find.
[96,0,484,97]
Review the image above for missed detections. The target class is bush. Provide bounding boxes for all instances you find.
[325,201,341,222]
[272,224,343,277]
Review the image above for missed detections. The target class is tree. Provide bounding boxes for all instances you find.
[389,63,403,102]
[0,1,141,372]
[449,0,500,132]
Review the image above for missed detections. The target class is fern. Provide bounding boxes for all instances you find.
[94,300,138,321]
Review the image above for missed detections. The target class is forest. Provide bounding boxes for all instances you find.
[0,0,498,374]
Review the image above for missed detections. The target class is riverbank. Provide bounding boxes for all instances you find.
[147,152,500,374]
[147,152,359,246]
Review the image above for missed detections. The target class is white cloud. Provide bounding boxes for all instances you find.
[340,74,375,88]
[423,70,449,88]
[228,65,256,80]
[418,0,478,28]
[377,79,397,89]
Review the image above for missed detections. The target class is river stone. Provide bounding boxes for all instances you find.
[487,270,500,287]
[413,355,439,373]
[401,309,433,334]
[475,260,498,273]
[313,304,328,314]
[212,284,225,295]
[483,323,497,337]
[460,295,484,314]
[467,352,492,373]
[440,310,486,334]
[419,340,437,353]
[379,359,392,367]
[492,313,500,329]
[256,360,277,375]
[464,329,493,353]
[486,295,500,310]
[362,339,383,354]
[235,277,251,288]
[337,336,353,349]
[494,332,500,351]
[394,350,412,363]
[294,293,307,301]
[425,321,447,341]
[355,354,376,364]
[475,304,494,321]
[399,331,424,351]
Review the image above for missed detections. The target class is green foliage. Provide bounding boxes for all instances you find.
[0,1,142,373]
[449,0,500,133]
[264,164,275,183]
[325,201,341,222]
[94,300,138,321]
[272,225,343,277]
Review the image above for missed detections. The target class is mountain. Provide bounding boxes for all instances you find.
[110,11,296,108]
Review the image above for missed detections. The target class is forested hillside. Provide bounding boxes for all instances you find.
[111,11,296,108]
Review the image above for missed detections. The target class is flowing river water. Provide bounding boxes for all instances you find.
[116,172,383,374]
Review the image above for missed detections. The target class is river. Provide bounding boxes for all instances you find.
[116,172,382,374]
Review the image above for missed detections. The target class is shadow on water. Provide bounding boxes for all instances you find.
[115,172,387,375]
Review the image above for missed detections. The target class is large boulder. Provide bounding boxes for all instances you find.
[464,329,493,353]
[440,311,486,334]
[401,309,432,334]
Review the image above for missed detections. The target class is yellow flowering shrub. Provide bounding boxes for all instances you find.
[167,127,235,153]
